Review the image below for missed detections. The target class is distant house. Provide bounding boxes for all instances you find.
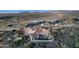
[48,19,63,24]
[26,20,45,28]
[7,23,20,28]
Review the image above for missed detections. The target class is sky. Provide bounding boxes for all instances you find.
[0,10,49,13]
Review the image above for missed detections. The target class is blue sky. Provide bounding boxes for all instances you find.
[0,10,49,13]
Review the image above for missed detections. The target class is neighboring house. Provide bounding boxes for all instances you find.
[7,22,20,28]
[48,19,63,24]
[26,20,45,28]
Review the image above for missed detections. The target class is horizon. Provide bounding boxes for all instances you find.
[0,10,49,13]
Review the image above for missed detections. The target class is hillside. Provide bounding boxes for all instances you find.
[0,10,79,48]
[0,10,79,29]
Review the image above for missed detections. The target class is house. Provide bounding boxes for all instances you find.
[20,26,53,42]
[26,20,45,28]
[48,19,63,24]
[7,22,20,28]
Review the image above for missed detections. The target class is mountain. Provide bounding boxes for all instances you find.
[0,10,79,21]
